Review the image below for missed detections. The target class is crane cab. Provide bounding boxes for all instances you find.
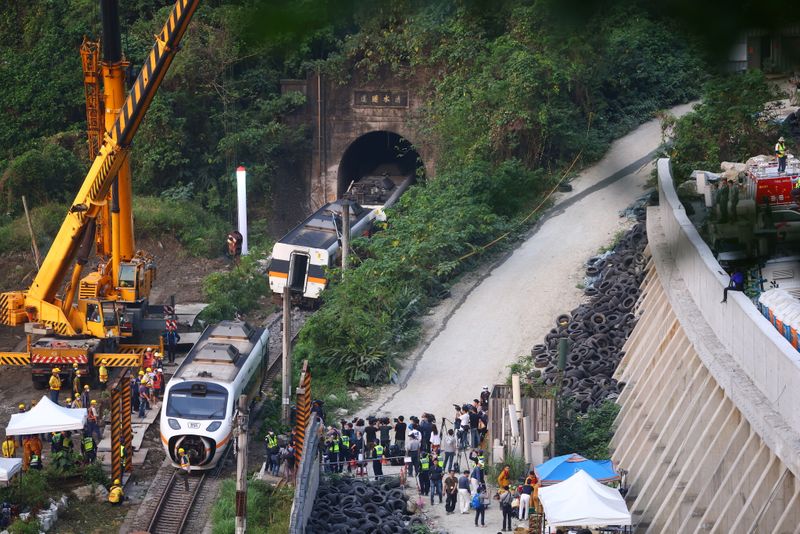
[116,259,156,303]
[76,299,121,338]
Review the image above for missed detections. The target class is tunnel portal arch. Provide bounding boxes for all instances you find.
[336,131,425,198]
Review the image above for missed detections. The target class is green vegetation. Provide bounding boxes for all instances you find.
[211,479,292,534]
[485,453,529,486]
[0,196,226,258]
[555,400,620,459]
[295,0,705,387]
[661,70,784,181]
[198,247,270,323]
[0,0,311,256]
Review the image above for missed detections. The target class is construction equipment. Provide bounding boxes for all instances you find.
[0,0,201,385]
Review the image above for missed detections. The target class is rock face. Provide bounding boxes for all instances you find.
[528,222,649,412]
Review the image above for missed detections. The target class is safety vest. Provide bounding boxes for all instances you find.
[120,445,127,465]
[29,454,41,468]
[109,485,123,503]
[477,455,485,466]
[62,435,71,448]
[51,432,62,446]
[266,436,277,449]
[2,439,15,458]
[341,435,350,447]
[88,406,98,422]
[777,142,786,158]
[374,444,384,457]
[420,457,430,470]
[99,365,108,383]
[49,375,61,391]
[82,437,94,452]
[331,441,340,453]
[437,458,444,468]
[180,454,190,471]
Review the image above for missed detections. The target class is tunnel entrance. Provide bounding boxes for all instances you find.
[337,131,424,198]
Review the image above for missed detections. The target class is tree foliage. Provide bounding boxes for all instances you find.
[556,399,620,459]
[295,0,706,386]
[662,70,784,181]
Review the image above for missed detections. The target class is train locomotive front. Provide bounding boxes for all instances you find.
[160,321,267,469]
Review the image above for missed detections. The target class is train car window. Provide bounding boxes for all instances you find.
[167,382,228,420]
[288,253,309,292]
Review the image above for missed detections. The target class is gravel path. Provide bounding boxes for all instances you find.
[359,103,694,532]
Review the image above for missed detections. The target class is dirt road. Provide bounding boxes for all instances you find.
[362,103,694,432]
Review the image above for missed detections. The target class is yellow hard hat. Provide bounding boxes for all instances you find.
[18,404,24,409]
[146,367,152,372]
[84,385,90,390]
[53,368,60,373]
[178,447,185,454]
[101,360,108,365]
[138,371,144,376]
[90,400,97,405]
[73,363,78,368]
[65,398,72,403]
[113,478,120,485]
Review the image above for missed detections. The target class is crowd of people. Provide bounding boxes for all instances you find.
[293,385,542,529]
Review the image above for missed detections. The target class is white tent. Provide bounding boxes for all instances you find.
[0,458,22,483]
[539,469,631,527]
[5,396,87,436]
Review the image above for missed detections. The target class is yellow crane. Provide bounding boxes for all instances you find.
[0,0,200,385]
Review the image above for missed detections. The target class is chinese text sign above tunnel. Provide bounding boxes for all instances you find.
[353,91,409,108]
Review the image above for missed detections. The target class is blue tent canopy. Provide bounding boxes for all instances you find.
[535,453,620,486]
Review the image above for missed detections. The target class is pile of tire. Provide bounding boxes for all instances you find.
[528,221,648,412]
[308,476,423,533]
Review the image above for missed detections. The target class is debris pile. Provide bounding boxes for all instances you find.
[528,222,649,412]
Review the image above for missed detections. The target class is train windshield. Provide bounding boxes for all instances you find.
[166,382,228,420]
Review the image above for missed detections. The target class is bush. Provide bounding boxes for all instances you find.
[198,248,270,322]
[8,518,41,534]
[133,196,228,257]
[211,479,292,534]
[0,202,68,256]
[485,453,529,487]
[662,71,783,181]
[0,470,49,511]
[555,399,620,459]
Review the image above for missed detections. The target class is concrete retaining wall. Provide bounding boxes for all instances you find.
[288,416,322,534]
[655,158,800,468]
[610,159,800,531]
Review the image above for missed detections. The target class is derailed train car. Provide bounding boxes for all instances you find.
[160,320,267,469]
[268,173,414,305]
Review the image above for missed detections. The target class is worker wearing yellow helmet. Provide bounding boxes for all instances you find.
[178,447,191,490]
[108,478,124,505]
[49,368,61,404]
[98,360,109,391]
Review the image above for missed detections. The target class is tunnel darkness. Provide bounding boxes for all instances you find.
[337,131,424,197]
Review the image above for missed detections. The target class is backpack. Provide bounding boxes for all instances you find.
[500,491,512,510]
[471,493,481,509]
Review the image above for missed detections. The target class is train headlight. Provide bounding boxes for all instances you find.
[206,421,221,432]
[168,418,181,430]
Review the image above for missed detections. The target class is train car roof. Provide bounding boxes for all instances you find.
[277,201,372,250]
[172,321,264,384]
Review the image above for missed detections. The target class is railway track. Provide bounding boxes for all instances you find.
[144,442,233,534]
[134,311,307,534]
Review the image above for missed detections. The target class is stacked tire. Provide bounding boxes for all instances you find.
[528,222,649,412]
[308,477,421,533]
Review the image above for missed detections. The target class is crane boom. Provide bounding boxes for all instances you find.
[0,0,201,335]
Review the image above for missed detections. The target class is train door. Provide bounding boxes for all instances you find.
[288,252,310,293]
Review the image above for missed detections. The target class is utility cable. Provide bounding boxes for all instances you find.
[456,150,583,262]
